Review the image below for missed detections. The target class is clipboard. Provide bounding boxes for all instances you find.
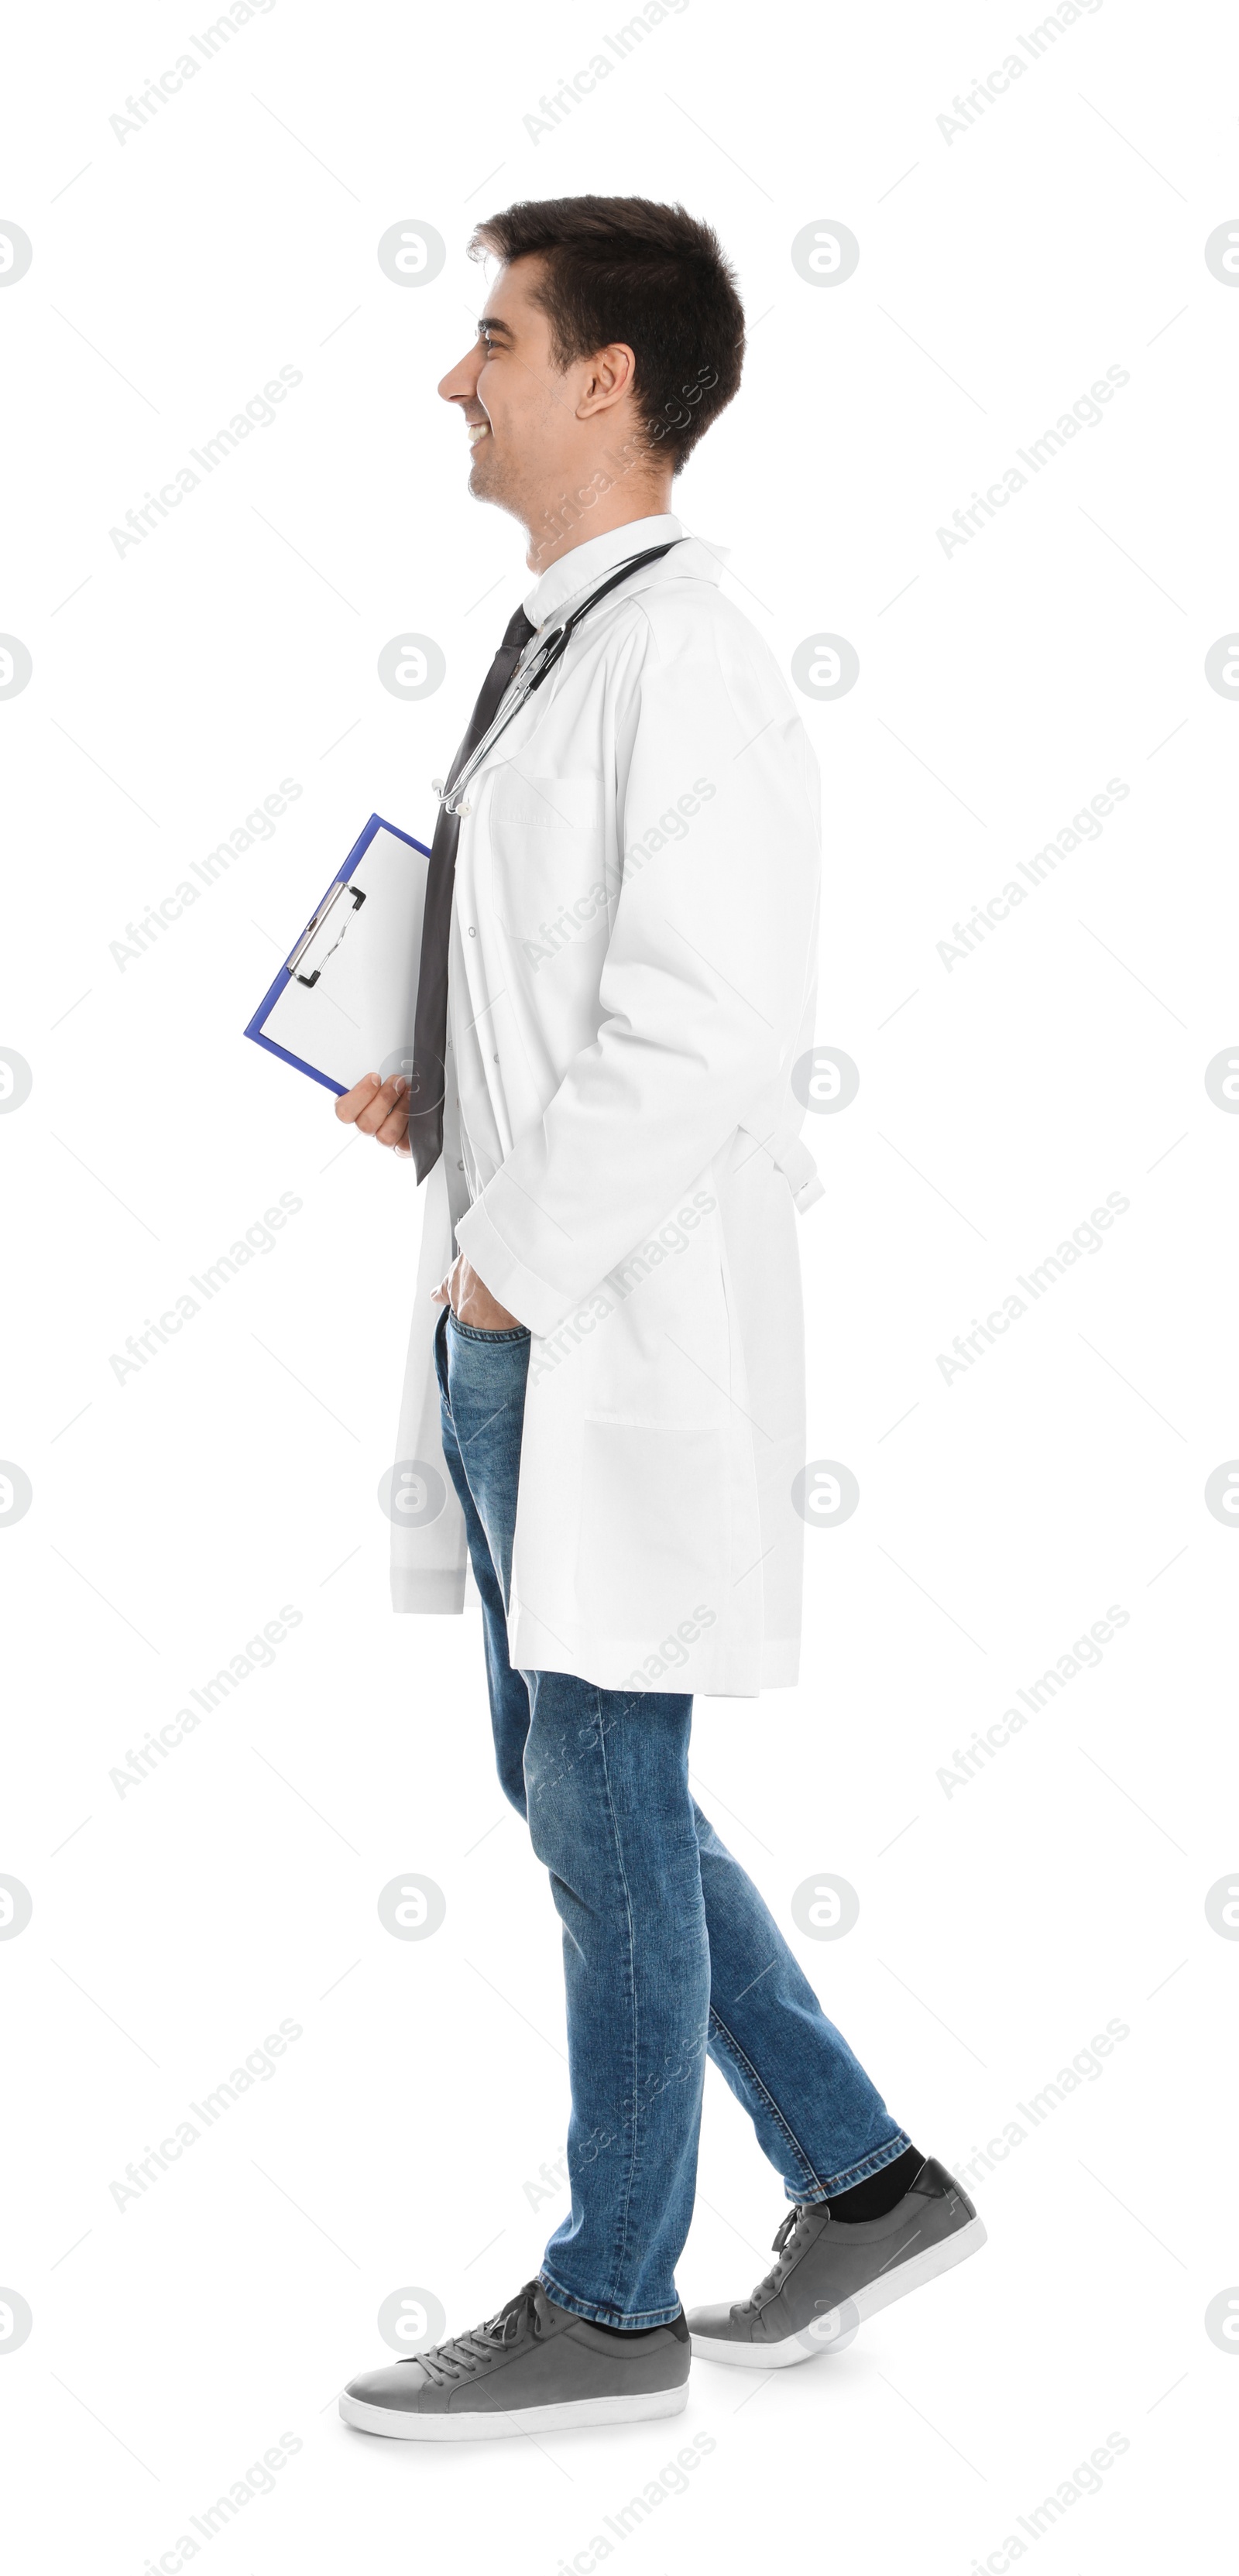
[244,814,432,1098]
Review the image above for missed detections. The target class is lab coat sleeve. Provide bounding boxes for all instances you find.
[455,596,821,1337]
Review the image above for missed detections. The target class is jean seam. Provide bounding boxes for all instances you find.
[816,2134,915,2197]
[536,2268,681,2330]
[707,2005,825,2195]
[589,1685,644,2314]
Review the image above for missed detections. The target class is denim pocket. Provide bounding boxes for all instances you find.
[447,1310,530,1346]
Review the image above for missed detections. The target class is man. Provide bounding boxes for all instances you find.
[335,197,983,2442]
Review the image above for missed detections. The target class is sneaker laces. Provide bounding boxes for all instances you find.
[737,2202,821,2316]
[404,2281,542,2386]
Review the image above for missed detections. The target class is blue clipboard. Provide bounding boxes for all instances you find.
[244,812,432,1099]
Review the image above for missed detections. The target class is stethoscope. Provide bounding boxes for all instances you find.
[432,539,683,818]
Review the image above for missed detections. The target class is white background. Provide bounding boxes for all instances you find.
[2,1,1237,2568]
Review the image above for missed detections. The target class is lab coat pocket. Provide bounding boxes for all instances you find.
[487,771,607,945]
[574,1419,731,1641]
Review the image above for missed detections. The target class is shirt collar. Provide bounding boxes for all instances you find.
[521,513,687,633]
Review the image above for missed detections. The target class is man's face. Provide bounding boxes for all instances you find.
[438,257,639,540]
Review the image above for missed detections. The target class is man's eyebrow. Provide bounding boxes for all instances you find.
[477,313,514,341]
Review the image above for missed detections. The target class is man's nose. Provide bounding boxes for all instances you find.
[438,346,482,404]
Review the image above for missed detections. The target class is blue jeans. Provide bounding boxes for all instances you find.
[435,1305,910,2327]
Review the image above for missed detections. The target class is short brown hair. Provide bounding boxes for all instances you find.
[468,194,745,474]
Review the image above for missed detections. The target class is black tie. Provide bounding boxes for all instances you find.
[406,602,536,1182]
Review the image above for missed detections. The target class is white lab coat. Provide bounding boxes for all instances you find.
[390,514,822,1696]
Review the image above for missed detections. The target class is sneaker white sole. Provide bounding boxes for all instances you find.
[338,2380,690,2441]
[689,2213,988,2369]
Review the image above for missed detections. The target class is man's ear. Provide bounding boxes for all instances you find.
[578,343,639,417]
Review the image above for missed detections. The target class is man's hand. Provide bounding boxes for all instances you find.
[335,1070,410,1152]
[332,1081,520,1326]
[433,1251,521,1332]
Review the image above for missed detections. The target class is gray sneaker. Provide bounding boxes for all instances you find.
[339,2280,691,2441]
[688,2156,986,2368]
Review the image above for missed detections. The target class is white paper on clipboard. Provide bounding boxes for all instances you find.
[247,820,431,1096]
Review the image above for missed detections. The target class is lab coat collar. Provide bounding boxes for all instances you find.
[521,513,726,633]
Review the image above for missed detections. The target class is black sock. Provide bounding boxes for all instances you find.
[821,2145,925,2222]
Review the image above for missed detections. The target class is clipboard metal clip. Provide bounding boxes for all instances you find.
[284,880,367,986]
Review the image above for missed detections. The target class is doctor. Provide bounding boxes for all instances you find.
[335,195,983,2444]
